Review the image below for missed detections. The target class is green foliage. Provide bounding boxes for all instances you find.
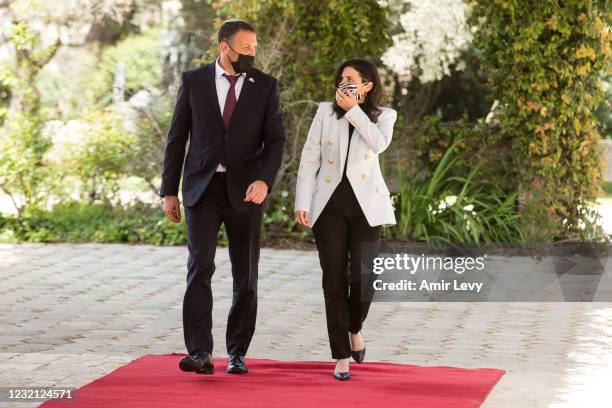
[388,141,524,243]
[88,30,163,106]
[55,108,140,203]
[289,0,391,101]
[53,192,313,249]
[1,18,58,215]
[0,200,253,246]
[432,48,494,122]
[408,112,518,194]
[8,20,60,116]
[0,66,12,125]
[74,29,176,193]
[594,73,611,138]
[469,1,611,241]
[127,95,174,192]
[0,112,51,214]
[0,201,187,245]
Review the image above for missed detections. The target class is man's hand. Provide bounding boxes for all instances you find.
[163,195,181,223]
[244,180,268,204]
[295,210,309,228]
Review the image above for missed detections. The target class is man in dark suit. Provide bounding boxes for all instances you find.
[159,19,285,375]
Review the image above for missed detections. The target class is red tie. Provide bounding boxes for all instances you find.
[222,73,240,129]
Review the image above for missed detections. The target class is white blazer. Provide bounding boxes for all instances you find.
[294,101,397,228]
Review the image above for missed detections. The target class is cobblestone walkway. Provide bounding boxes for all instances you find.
[1,243,611,407]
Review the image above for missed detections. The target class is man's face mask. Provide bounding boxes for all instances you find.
[338,81,370,101]
[225,43,255,74]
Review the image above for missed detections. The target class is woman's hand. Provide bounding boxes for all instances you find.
[336,88,358,111]
[295,210,310,227]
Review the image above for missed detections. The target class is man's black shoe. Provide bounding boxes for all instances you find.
[179,351,214,374]
[226,355,248,374]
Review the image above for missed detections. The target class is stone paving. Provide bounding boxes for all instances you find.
[0,243,611,407]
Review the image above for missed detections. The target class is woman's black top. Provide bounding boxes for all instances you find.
[322,122,363,216]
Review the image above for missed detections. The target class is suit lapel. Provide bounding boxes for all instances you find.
[202,62,225,129]
[339,116,349,173]
[227,71,258,131]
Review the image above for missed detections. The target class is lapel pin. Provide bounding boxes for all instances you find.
[249,77,255,83]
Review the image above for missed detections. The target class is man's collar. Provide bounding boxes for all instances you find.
[215,56,244,78]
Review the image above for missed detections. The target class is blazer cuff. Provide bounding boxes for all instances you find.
[159,184,178,197]
[294,202,311,213]
[344,104,366,130]
[256,172,275,194]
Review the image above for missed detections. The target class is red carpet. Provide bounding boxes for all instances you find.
[40,353,505,408]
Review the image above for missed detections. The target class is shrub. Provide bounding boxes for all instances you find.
[388,141,524,243]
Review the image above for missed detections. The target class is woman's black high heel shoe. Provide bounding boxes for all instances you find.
[333,371,351,381]
[351,347,366,363]
[350,332,366,363]
[333,359,350,381]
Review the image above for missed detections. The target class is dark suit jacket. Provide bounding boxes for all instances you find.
[159,61,285,212]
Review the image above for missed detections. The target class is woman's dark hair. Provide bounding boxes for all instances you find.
[331,58,383,123]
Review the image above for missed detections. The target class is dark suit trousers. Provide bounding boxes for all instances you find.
[183,172,263,356]
[311,175,382,359]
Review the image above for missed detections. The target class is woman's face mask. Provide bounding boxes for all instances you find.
[338,81,370,101]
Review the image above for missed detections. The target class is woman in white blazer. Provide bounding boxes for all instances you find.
[294,59,397,380]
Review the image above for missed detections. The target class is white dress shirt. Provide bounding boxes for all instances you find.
[214,56,245,172]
